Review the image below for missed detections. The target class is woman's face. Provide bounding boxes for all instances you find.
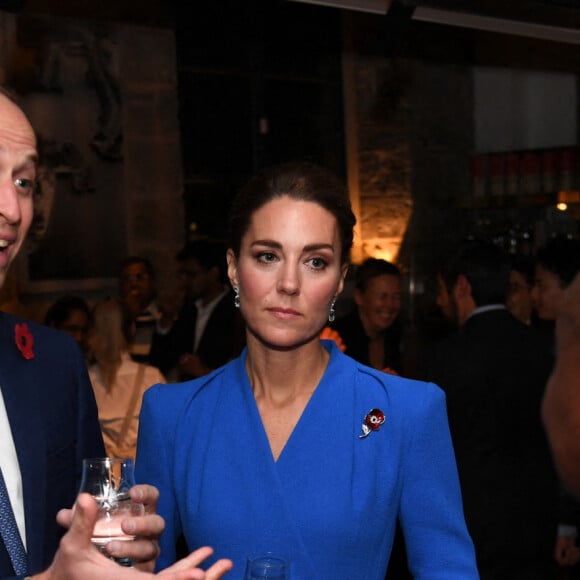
[354,274,401,335]
[60,308,89,351]
[532,264,564,321]
[228,196,348,349]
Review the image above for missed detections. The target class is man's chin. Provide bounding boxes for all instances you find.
[0,265,10,289]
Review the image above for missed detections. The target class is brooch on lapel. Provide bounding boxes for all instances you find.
[15,323,35,360]
[359,408,385,439]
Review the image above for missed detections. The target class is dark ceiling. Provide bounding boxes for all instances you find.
[417,0,580,29]
[7,0,580,32]
[5,0,580,72]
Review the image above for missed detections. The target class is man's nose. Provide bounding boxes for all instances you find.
[0,179,23,224]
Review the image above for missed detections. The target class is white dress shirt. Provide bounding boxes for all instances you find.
[0,387,27,548]
[193,287,229,353]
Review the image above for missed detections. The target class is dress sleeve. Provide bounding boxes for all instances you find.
[135,385,179,571]
[398,383,479,579]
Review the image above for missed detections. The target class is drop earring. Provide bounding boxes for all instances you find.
[328,299,336,322]
[234,286,240,309]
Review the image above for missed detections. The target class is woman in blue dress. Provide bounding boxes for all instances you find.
[136,161,478,579]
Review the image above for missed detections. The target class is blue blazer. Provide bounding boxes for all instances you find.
[136,340,478,579]
[0,312,104,579]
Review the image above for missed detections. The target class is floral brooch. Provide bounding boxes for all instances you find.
[15,323,34,360]
[359,408,385,439]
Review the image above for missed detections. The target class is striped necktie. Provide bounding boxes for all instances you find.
[0,468,28,575]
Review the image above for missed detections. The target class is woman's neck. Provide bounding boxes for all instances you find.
[244,337,330,461]
[244,337,329,404]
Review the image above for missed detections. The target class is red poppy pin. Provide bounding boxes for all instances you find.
[359,408,385,439]
[15,323,34,360]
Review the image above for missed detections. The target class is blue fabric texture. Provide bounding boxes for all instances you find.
[136,340,478,579]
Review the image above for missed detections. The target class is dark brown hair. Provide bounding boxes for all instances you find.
[355,258,401,292]
[228,161,356,264]
[535,235,580,288]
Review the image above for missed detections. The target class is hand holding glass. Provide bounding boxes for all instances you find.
[78,457,144,564]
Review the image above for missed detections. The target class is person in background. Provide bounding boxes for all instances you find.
[543,271,580,498]
[136,161,478,578]
[0,87,231,578]
[531,235,580,575]
[150,240,244,381]
[507,253,537,326]
[532,236,580,328]
[330,257,403,375]
[118,256,162,367]
[44,294,91,358]
[415,239,559,579]
[88,297,166,461]
[327,257,409,579]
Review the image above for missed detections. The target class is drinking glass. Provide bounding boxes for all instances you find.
[243,553,289,579]
[78,457,145,566]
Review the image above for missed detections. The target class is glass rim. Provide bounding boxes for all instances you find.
[246,553,289,566]
[82,457,134,465]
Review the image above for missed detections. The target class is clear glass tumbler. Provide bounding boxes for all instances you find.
[78,457,144,566]
[243,553,289,579]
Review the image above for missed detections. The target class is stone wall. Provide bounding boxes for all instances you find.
[344,38,474,368]
[346,51,473,282]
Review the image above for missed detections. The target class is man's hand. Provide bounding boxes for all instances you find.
[555,534,580,567]
[178,353,211,378]
[113,484,164,569]
[56,484,164,570]
[159,547,234,580]
[38,493,233,579]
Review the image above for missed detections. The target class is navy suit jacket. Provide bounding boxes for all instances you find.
[415,308,559,575]
[150,290,245,378]
[0,312,104,579]
[331,309,403,374]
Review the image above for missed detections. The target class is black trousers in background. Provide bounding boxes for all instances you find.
[385,522,412,580]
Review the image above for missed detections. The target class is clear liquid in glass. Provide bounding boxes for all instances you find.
[79,457,144,567]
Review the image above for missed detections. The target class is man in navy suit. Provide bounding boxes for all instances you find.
[150,240,244,381]
[0,89,232,579]
[415,239,559,579]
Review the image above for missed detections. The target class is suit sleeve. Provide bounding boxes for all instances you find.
[72,341,105,487]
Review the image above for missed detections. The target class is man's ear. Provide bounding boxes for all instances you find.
[455,274,472,299]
